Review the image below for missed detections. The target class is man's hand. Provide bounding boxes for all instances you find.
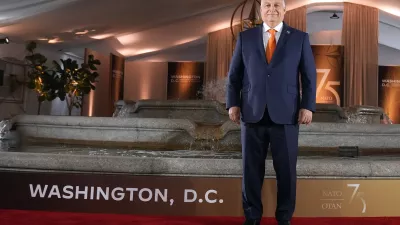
[229,106,240,124]
[298,109,312,125]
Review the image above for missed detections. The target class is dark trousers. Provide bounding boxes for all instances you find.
[241,108,299,222]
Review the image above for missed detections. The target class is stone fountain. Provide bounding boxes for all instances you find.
[0,100,400,218]
[0,119,12,140]
[2,100,398,153]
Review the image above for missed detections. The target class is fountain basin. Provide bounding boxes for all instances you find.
[0,148,399,177]
[12,115,400,151]
[115,100,387,124]
[1,105,399,218]
[115,99,229,125]
[1,147,400,218]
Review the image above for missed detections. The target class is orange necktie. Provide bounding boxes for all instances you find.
[266,29,276,63]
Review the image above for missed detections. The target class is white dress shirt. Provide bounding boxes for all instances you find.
[262,22,283,49]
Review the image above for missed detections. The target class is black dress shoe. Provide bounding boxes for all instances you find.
[278,221,290,225]
[243,219,260,225]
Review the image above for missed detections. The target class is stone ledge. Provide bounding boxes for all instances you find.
[13,115,196,130]
[12,115,400,150]
[127,100,229,125]
[131,100,228,115]
[0,151,399,178]
[14,115,197,147]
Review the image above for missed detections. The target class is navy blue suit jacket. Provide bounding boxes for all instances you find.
[226,22,317,125]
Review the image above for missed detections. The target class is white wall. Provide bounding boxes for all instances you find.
[307,11,400,66]
[307,12,343,34]
[379,44,400,66]
[0,42,83,119]
[309,30,342,45]
[379,11,400,51]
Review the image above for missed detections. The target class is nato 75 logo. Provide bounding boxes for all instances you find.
[316,69,340,106]
[347,184,366,214]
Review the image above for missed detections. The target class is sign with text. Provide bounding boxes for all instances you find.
[0,171,400,217]
[311,45,344,106]
[167,62,204,100]
[378,66,400,124]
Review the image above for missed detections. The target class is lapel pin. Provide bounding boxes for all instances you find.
[287,30,291,34]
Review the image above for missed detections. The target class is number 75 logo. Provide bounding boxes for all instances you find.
[347,184,367,214]
[316,69,341,106]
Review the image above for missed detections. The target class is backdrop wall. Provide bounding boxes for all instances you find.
[124,61,168,101]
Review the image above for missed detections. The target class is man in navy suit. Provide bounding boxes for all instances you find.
[226,0,317,224]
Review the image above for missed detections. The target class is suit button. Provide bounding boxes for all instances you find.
[267,74,270,77]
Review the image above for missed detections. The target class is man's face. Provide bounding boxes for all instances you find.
[261,0,286,25]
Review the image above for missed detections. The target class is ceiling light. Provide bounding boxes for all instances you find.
[75,30,89,35]
[116,33,141,45]
[90,33,114,40]
[118,48,137,56]
[48,38,62,44]
[0,37,10,44]
[118,48,159,57]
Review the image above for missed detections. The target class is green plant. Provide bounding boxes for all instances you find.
[25,41,101,116]
[25,41,60,114]
[52,55,100,115]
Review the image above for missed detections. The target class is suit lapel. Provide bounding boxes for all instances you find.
[269,22,291,66]
[255,25,266,62]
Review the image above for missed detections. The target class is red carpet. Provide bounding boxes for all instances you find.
[0,210,398,225]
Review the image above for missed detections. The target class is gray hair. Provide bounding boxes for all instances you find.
[261,0,286,8]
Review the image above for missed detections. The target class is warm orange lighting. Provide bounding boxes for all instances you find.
[90,33,114,40]
[177,63,196,97]
[138,69,151,100]
[118,48,159,57]
[116,33,141,45]
[380,67,400,124]
[136,48,159,55]
[88,90,94,116]
[209,21,232,32]
[174,36,202,45]
[48,38,62,44]
[117,48,137,56]
[75,30,89,35]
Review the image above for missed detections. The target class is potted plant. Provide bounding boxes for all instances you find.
[25,41,59,115]
[52,55,100,115]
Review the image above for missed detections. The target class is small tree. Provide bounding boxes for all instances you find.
[25,41,101,116]
[25,41,59,114]
[52,55,100,115]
